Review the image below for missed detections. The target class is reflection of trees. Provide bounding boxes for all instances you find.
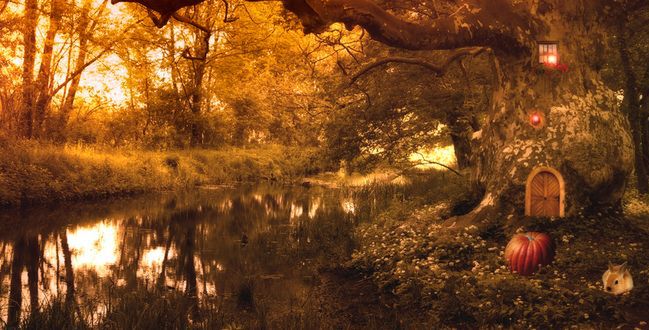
[156,228,174,289]
[0,185,363,326]
[7,234,41,327]
[8,237,25,328]
[26,235,40,315]
[181,223,199,319]
[60,230,76,313]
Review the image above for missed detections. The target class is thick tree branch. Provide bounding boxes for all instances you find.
[171,13,211,33]
[111,0,204,16]
[350,47,486,84]
[146,9,172,28]
[112,0,540,54]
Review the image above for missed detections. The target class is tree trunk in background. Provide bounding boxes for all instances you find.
[446,107,475,170]
[33,0,64,138]
[188,29,211,147]
[59,0,96,133]
[8,238,25,328]
[20,0,38,138]
[618,24,649,194]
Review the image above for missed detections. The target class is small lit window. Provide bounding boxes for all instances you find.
[528,110,545,129]
[538,41,559,65]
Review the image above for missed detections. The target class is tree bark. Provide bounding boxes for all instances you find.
[617,23,649,193]
[446,107,475,170]
[114,0,536,54]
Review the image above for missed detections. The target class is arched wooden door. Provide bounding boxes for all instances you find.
[529,171,561,217]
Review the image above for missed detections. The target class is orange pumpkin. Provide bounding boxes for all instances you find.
[504,232,555,276]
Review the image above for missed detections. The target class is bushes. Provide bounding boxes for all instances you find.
[0,139,318,207]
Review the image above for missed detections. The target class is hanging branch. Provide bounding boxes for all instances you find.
[172,13,210,33]
[413,152,463,176]
[350,47,486,84]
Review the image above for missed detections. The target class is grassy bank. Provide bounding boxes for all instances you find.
[0,137,319,207]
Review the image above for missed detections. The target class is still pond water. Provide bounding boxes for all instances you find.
[0,184,387,327]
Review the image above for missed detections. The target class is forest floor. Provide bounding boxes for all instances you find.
[0,136,319,207]
[337,183,649,328]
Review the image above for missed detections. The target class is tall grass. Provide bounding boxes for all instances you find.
[0,136,319,207]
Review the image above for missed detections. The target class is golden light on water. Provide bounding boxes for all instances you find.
[290,203,304,219]
[66,222,118,277]
[137,246,176,281]
[341,198,356,215]
[142,247,169,267]
[308,197,321,219]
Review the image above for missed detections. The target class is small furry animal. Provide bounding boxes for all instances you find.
[602,262,634,295]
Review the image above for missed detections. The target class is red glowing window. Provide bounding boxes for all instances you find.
[538,42,559,65]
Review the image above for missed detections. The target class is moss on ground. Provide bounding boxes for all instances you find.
[348,189,649,328]
[0,136,319,207]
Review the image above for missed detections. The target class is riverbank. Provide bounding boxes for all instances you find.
[0,137,319,207]
[346,189,649,328]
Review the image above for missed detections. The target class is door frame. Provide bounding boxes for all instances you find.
[525,166,565,217]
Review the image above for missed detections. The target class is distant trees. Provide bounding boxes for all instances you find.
[0,0,343,149]
[0,0,135,140]
[109,0,341,148]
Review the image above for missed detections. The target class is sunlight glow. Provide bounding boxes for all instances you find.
[409,145,457,170]
[66,222,118,277]
[290,203,304,219]
[341,198,356,215]
[309,197,321,219]
[138,246,176,281]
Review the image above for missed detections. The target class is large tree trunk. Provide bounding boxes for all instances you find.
[463,25,633,226]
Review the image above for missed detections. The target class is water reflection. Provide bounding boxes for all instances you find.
[0,184,369,326]
[66,222,119,277]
